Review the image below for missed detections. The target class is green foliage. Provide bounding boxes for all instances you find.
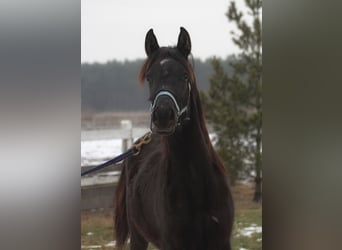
[202,57,249,184]
[202,0,262,191]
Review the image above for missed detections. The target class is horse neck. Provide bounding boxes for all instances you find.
[163,95,212,166]
[160,97,220,205]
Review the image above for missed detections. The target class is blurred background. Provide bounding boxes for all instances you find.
[81,1,262,249]
[1,0,341,250]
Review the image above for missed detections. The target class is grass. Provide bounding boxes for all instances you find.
[81,211,114,247]
[232,207,262,250]
[81,183,262,250]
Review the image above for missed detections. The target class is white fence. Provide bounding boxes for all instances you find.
[81,120,149,188]
[81,120,150,167]
[81,121,134,210]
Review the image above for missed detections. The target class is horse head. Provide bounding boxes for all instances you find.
[142,27,193,135]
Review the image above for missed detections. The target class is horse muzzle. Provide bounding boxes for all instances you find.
[151,96,178,135]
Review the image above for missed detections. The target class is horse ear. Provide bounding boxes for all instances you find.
[145,28,159,57]
[177,27,191,58]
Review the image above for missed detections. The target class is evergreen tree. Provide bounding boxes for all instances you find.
[202,0,262,201]
[202,57,248,185]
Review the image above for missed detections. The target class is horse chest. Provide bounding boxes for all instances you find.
[164,163,210,211]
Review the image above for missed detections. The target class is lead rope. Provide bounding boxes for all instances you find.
[81,132,152,177]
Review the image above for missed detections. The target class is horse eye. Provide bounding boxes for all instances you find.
[146,77,152,83]
[184,74,189,82]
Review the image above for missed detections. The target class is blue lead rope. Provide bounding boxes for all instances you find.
[81,132,152,177]
[81,148,134,177]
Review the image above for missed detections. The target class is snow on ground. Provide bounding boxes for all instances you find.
[81,127,150,167]
[81,245,102,249]
[81,240,129,249]
[81,139,122,166]
[82,225,261,249]
[238,224,262,237]
[81,129,217,167]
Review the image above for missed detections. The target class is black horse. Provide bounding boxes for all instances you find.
[114,27,234,250]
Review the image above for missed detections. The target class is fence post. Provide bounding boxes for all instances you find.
[121,120,133,152]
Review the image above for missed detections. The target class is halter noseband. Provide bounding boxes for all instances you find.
[150,82,191,128]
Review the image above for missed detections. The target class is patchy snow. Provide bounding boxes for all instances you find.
[239,225,262,237]
[81,242,115,249]
[81,129,216,167]
[81,138,122,167]
[105,241,116,247]
[81,239,130,249]
[81,127,152,167]
[81,245,102,249]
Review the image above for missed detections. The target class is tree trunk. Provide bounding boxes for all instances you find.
[253,176,262,202]
[253,119,262,203]
[252,2,262,203]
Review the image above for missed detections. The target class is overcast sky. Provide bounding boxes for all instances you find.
[81,0,245,63]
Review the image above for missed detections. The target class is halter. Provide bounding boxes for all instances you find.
[150,82,191,128]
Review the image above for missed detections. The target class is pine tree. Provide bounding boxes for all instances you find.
[202,0,262,201]
[202,57,248,185]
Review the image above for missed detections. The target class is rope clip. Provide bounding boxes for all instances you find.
[132,132,152,156]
